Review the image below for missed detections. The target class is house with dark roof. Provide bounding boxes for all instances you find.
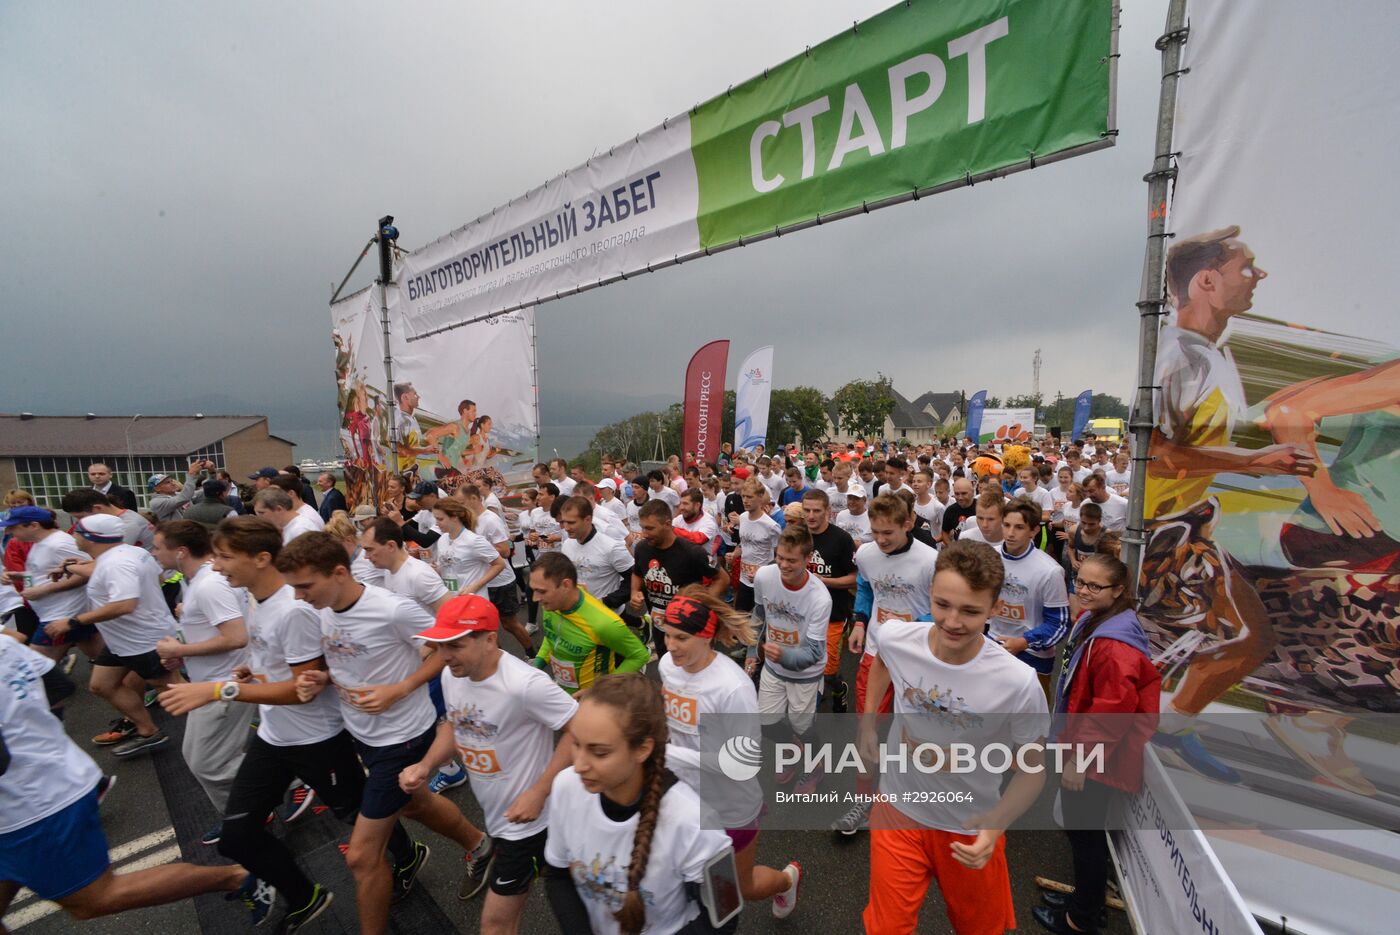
[825,389,966,445]
[0,414,295,510]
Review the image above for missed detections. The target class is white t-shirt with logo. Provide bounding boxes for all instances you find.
[1105,468,1132,492]
[247,584,342,746]
[649,486,681,511]
[1094,493,1129,532]
[912,496,945,530]
[992,544,1070,661]
[855,539,937,657]
[597,496,628,526]
[752,565,831,681]
[624,500,644,534]
[86,544,177,655]
[178,564,249,683]
[835,509,872,545]
[529,507,564,552]
[318,584,437,746]
[471,510,520,589]
[0,638,102,833]
[1017,485,1055,517]
[828,485,854,515]
[350,549,386,588]
[657,651,763,828]
[555,477,578,498]
[876,624,1049,831]
[434,528,504,596]
[441,651,577,839]
[22,531,86,622]
[672,512,720,554]
[759,472,786,504]
[545,768,732,935]
[737,513,781,586]
[562,530,633,601]
[382,554,448,612]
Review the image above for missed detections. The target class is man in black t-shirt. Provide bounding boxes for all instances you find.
[801,490,857,712]
[628,500,728,654]
[939,477,977,547]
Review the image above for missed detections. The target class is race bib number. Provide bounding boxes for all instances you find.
[662,688,699,735]
[549,657,580,690]
[442,576,461,594]
[769,626,801,648]
[1002,603,1026,622]
[458,746,502,777]
[875,607,914,624]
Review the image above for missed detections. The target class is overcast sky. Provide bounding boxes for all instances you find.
[3,0,1169,451]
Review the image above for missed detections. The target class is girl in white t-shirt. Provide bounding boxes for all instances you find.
[544,673,734,935]
[431,501,507,596]
[656,587,802,918]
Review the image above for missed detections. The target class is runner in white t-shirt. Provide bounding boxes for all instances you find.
[151,521,253,825]
[857,540,1049,935]
[406,594,578,928]
[360,518,449,615]
[559,499,633,604]
[59,515,182,758]
[735,479,781,612]
[527,486,565,553]
[253,488,318,545]
[646,470,681,513]
[834,484,872,545]
[910,469,946,532]
[1082,473,1128,533]
[990,501,1070,686]
[673,489,721,556]
[282,531,493,929]
[542,668,781,933]
[1,508,91,662]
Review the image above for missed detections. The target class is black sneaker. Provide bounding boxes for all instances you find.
[201,824,223,846]
[281,884,334,933]
[277,784,317,824]
[111,729,170,758]
[228,874,276,927]
[95,774,117,805]
[392,841,431,903]
[458,835,495,900]
[1040,890,1107,930]
[831,682,849,714]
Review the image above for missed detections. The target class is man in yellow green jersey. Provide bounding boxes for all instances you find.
[526,552,649,694]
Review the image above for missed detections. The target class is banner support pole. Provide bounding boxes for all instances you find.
[376,216,400,488]
[530,310,541,467]
[1123,0,1188,581]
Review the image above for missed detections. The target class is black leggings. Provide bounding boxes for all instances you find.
[1061,780,1116,931]
[219,730,413,908]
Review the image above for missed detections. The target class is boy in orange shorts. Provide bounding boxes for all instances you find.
[858,541,1050,935]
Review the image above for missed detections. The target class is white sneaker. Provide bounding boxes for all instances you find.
[772,861,802,918]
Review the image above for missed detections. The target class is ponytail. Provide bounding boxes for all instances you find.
[677,584,757,648]
[579,674,674,935]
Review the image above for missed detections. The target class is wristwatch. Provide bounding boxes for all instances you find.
[219,682,241,702]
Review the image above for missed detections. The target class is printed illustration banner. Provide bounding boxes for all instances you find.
[400,0,1113,338]
[976,408,1035,445]
[734,345,774,452]
[330,280,537,509]
[683,340,729,464]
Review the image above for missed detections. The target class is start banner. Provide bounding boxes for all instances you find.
[400,0,1114,339]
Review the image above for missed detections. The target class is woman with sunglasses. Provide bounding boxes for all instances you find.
[1033,554,1160,935]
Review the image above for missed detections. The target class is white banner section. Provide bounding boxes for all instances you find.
[399,119,700,339]
[1109,748,1261,935]
[331,281,538,493]
[734,345,774,452]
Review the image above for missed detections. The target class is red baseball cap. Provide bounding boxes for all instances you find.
[415,594,499,642]
[732,466,751,479]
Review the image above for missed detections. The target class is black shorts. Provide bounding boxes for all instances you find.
[735,582,755,613]
[490,829,547,896]
[225,730,366,825]
[353,724,437,820]
[92,648,168,681]
[488,583,520,621]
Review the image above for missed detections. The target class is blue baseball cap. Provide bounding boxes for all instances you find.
[147,473,172,490]
[248,467,279,480]
[1,506,53,527]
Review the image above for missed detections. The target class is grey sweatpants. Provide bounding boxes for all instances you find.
[182,700,256,813]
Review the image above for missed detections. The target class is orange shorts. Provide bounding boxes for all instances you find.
[824,621,845,677]
[863,802,1016,935]
[855,652,894,715]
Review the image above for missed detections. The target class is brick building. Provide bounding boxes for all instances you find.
[0,414,295,510]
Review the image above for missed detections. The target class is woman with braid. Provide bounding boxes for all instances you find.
[543,673,736,934]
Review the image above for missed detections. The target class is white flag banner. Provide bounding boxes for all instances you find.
[330,279,538,508]
[734,345,774,452]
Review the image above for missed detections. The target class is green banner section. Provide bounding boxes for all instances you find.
[690,0,1112,249]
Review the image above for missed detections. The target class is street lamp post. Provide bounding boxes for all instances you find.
[125,414,141,503]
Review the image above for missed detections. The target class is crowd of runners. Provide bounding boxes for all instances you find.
[1,432,1160,935]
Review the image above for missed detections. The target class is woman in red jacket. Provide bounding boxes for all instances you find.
[1033,553,1160,935]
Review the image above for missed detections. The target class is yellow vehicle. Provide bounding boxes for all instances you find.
[1087,418,1126,444]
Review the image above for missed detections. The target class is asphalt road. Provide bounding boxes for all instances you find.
[5,650,1135,935]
